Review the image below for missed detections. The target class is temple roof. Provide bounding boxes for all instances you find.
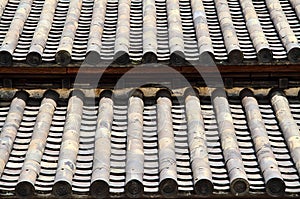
[1,1,300,198]
[0,88,299,198]
[0,0,299,67]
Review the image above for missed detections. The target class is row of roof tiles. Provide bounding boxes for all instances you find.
[0,0,299,67]
[0,88,300,198]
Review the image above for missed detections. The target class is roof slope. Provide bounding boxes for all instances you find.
[0,88,300,198]
[0,0,299,67]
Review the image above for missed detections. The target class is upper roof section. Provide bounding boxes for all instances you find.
[0,0,299,67]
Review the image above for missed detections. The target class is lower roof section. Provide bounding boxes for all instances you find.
[0,87,300,198]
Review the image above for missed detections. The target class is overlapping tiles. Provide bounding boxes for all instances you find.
[0,88,299,198]
[0,0,299,66]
